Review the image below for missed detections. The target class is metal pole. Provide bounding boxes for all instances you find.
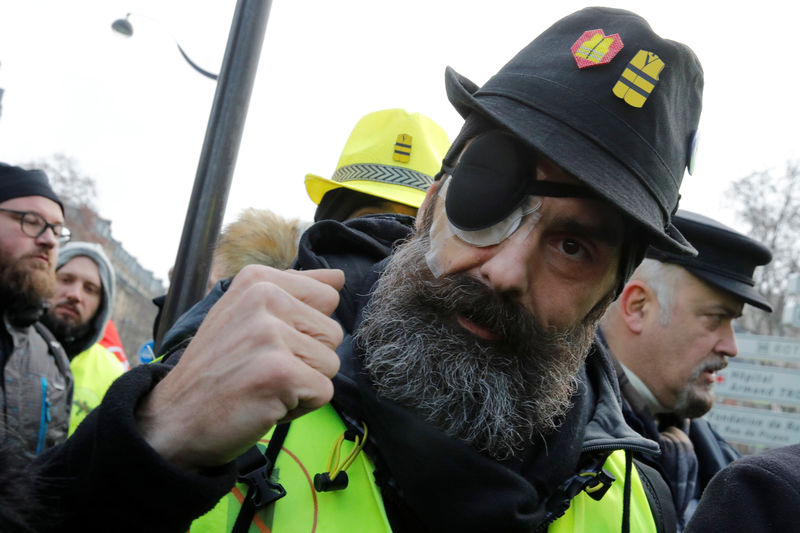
[154,0,272,352]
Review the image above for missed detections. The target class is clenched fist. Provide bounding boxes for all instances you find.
[136,265,345,471]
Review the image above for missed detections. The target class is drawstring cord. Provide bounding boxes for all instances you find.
[314,422,368,492]
[622,450,632,533]
[328,422,368,481]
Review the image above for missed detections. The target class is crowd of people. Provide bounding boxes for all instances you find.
[1,6,796,532]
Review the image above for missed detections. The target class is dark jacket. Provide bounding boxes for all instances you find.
[685,443,800,532]
[33,215,665,532]
[1,309,72,456]
[607,351,739,529]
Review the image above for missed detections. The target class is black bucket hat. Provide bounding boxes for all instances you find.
[647,210,773,312]
[444,6,703,255]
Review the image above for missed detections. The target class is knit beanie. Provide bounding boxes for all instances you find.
[0,163,63,212]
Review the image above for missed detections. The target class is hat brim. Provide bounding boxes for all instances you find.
[304,174,425,209]
[686,269,773,312]
[445,66,695,256]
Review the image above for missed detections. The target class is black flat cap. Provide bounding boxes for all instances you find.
[444,7,703,255]
[647,210,773,312]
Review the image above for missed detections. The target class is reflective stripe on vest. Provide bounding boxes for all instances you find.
[189,405,657,533]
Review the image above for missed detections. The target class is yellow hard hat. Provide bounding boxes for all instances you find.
[305,108,451,209]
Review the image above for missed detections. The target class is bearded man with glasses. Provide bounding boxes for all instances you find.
[0,163,72,456]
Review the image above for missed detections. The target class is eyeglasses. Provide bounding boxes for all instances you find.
[0,208,72,246]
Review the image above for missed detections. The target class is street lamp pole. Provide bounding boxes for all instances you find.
[154,0,273,352]
[111,13,219,81]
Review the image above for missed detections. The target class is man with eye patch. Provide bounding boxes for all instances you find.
[598,210,773,530]
[40,241,125,436]
[33,7,708,532]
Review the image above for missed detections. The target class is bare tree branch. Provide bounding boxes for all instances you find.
[20,154,98,211]
[726,160,800,335]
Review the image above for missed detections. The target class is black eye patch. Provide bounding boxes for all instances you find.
[445,131,596,232]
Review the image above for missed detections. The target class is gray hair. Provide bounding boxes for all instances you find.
[629,258,685,325]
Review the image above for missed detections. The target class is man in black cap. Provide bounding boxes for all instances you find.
[599,209,772,530]
[36,7,704,531]
[0,162,73,455]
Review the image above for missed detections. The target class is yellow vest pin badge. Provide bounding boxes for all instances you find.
[613,50,665,108]
[571,29,623,68]
[393,134,412,163]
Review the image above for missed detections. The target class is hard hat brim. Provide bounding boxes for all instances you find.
[304,173,426,209]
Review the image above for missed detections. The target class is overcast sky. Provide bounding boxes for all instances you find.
[1,1,798,283]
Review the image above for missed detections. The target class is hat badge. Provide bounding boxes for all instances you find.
[393,133,412,163]
[612,50,665,108]
[571,29,623,68]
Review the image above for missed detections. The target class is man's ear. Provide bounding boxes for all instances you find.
[617,280,652,334]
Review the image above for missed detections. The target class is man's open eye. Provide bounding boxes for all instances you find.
[704,314,724,330]
[560,239,586,257]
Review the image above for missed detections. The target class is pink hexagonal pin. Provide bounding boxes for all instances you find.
[571,29,624,69]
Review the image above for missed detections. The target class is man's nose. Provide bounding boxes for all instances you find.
[477,232,538,297]
[716,323,738,358]
[62,284,82,302]
[34,227,57,248]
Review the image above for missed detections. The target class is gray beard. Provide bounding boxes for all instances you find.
[357,233,607,460]
[672,363,719,419]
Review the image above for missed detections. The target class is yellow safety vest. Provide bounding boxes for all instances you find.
[190,405,658,533]
[68,343,125,435]
[612,49,665,108]
[549,450,657,533]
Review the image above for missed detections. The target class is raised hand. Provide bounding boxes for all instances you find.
[136,265,345,471]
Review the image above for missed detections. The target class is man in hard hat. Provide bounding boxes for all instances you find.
[305,108,450,222]
[195,109,450,301]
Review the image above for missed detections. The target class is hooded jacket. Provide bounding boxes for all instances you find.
[50,241,115,356]
[47,242,124,435]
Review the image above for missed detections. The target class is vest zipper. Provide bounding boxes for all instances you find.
[581,441,658,456]
[36,376,51,455]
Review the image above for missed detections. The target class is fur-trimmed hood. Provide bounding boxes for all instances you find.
[213,208,311,278]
